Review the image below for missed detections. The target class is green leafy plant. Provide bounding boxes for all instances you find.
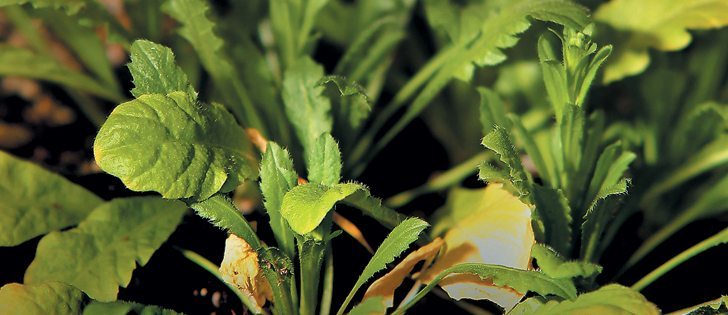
[1,0,726,314]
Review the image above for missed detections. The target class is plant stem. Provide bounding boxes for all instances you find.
[175,247,268,315]
[631,227,728,291]
[318,247,334,315]
[385,152,490,208]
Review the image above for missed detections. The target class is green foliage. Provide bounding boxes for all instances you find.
[305,133,342,186]
[128,40,195,98]
[347,296,386,315]
[0,282,85,314]
[164,0,264,131]
[0,46,123,101]
[0,152,103,246]
[396,263,578,314]
[24,197,187,301]
[83,301,182,315]
[281,182,362,235]
[282,57,333,154]
[189,195,261,250]
[337,218,429,315]
[260,142,299,257]
[595,0,728,82]
[531,244,602,279]
[94,91,258,201]
[511,284,658,314]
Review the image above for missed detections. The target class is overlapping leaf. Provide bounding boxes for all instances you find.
[24,197,187,301]
[94,91,257,201]
[0,151,103,246]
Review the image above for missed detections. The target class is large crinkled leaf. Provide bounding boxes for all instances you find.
[282,57,333,152]
[83,301,182,315]
[280,182,361,235]
[305,133,342,186]
[0,282,85,315]
[337,218,430,315]
[259,142,298,257]
[0,151,103,246]
[24,197,187,301]
[219,234,272,314]
[94,91,257,201]
[422,184,535,311]
[128,40,195,98]
[531,244,602,279]
[595,0,728,83]
[525,284,659,314]
[0,46,123,101]
[364,238,445,308]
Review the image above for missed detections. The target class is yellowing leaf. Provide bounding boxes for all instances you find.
[423,183,534,310]
[595,0,728,82]
[363,237,445,308]
[219,234,272,313]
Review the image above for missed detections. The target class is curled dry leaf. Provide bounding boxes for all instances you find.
[333,211,374,253]
[363,237,445,308]
[219,234,273,313]
[421,183,535,311]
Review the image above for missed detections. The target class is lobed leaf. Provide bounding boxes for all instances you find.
[94,91,258,201]
[0,282,84,315]
[0,151,103,246]
[128,40,195,98]
[24,197,187,301]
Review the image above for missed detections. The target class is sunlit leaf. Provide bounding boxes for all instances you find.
[94,91,258,201]
[281,182,362,235]
[305,133,342,186]
[128,40,195,98]
[595,0,728,82]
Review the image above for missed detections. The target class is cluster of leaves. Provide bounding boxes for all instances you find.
[0,0,727,314]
